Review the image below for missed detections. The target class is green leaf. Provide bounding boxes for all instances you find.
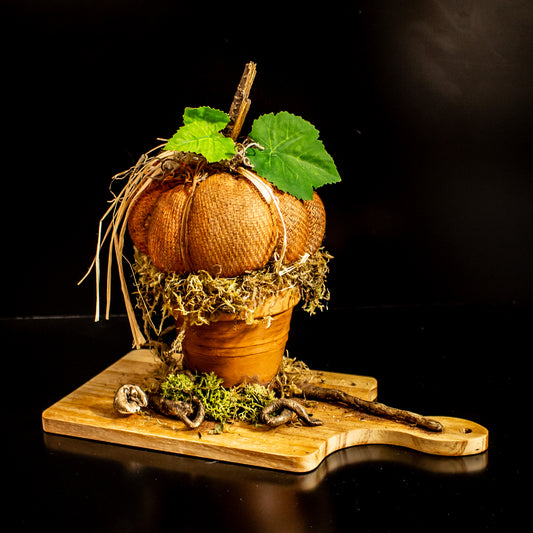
[246,111,341,200]
[164,106,236,163]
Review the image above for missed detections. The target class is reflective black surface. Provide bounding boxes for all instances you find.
[5,306,528,531]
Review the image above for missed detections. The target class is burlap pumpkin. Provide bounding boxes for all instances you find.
[127,169,326,277]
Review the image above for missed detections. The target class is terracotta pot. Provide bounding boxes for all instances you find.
[180,290,300,387]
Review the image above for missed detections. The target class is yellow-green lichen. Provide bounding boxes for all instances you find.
[160,371,276,424]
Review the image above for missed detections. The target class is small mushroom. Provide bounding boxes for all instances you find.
[113,384,149,415]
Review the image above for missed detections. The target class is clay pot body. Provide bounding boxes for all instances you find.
[179,290,299,387]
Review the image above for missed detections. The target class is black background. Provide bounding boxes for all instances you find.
[3,0,532,315]
[3,1,531,531]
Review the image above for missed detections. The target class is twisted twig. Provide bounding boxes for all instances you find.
[148,393,205,429]
[261,398,323,428]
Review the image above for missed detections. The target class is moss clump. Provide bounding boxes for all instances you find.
[275,354,314,397]
[131,246,332,342]
[160,372,276,424]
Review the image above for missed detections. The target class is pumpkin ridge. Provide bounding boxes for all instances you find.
[187,173,278,277]
[128,169,326,278]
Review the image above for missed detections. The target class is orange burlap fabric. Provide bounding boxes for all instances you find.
[128,171,325,277]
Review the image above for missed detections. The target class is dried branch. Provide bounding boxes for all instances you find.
[297,382,443,432]
[224,61,257,140]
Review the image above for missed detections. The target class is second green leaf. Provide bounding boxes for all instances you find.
[247,111,341,200]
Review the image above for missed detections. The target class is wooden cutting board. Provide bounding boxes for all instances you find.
[42,349,488,473]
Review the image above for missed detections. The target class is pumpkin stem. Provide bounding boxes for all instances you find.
[224,61,257,141]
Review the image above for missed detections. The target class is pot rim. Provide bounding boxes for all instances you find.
[209,287,300,322]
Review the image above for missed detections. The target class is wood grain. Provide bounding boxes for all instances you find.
[42,349,488,473]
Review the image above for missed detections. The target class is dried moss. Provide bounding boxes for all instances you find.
[131,247,332,345]
[275,354,314,398]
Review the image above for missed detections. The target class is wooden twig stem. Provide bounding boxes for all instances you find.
[224,61,257,140]
[297,382,444,432]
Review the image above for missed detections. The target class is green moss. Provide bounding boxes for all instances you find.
[160,372,276,424]
[160,372,195,400]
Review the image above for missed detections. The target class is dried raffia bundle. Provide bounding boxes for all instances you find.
[81,62,341,387]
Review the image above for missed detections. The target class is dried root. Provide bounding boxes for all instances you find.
[113,384,205,428]
[260,398,323,427]
[113,358,443,434]
[297,382,443,432]
[148,393,205,429]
